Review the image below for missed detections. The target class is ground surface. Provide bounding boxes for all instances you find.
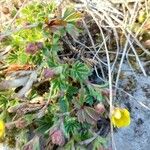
[114,64,150,150]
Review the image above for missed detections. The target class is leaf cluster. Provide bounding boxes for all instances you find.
[0,1,109,149]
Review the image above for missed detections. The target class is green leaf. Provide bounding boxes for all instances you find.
[24,114,35,125]
[76,146,86,150]
[36,123,52,134]
[66,23,79,38]
[51,44,60,52]
[59,97,69,113]
[16,129,28,149]
[51,77,67,90]
[63,8,82,23]
[0,92,9,109]
[66,85,78,100]
[18,52,29,64]
[7,50,19,63]
[21,3,56,24]
[53,66,63,74]
[73,123,92,142]
[64,117,79,134]
[70,61,90,82]
[35,113,53,134]
[52,34,60,45]
[93,136,108,150]
[86,95,94,106]
[64,139,75,150]
[23,135,40,150]
[87,85,103,102]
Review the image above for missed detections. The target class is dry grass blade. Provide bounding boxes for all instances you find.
[17,71,37,98]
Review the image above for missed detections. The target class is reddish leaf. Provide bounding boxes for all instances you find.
[84,106,100,121]
[77,106,100,125]
[77,109,85,123]
[23,136,40,150]
[45,18,67,31]
[4,64,34,75]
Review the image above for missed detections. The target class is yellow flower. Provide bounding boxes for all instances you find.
[0,120,5,138]
[111,108,130,128]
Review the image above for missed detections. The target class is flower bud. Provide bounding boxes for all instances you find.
[51,129,65,146]
[94,103,105,114]
[43,68,55,78]
[25,43,38,54]
[36,42,43,49]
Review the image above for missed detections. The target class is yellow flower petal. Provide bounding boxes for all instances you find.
[111,108,130,128]
[113,109,121,119]
[0,120,5,138]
